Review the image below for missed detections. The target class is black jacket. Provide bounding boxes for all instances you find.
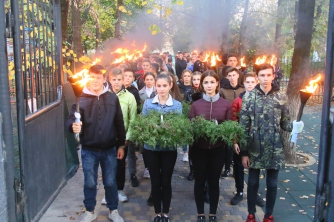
[178,82,195,103]
[126,85,141,114]
[175,58,187,79]
[66,87,126,151]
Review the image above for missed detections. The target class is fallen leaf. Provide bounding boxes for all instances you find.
[69,216,75,220]
[310,194,315,197]
[280,197,285,200]
[302,180,307,182]
[300,195,309,199]
[292,204,296,207]
[281,179,290,183]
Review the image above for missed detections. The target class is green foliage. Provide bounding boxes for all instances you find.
[191,116,247,147]
[129,111,193,149]
[181,101,191,117]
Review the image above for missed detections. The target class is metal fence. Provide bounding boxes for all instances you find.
[8,0,60,115]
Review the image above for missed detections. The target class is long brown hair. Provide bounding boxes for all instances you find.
[199,70,220,94]
[165,72,183,101]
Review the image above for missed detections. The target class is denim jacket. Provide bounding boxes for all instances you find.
[142,94,182,151]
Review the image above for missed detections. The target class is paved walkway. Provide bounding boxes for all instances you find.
[40,111,321,222]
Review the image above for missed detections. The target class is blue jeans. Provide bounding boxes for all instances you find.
[247,168,279,217]
[81,148,118,212]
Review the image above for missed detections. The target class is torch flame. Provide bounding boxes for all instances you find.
[111,43,147,64]
[300,74,322,94]
[240,56,246,67]
[255,55,267,65]
[270,55,276,67]
[142,43,147,51]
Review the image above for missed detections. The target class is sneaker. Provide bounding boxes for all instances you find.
[220,169,230,179]
[231,192,243,205]
[183,153,189,162]
[147,193,153,206]
[209,215,217,222]
[130,175,139,187]
[80,211,97,222]
[118,190,128,202]
[161,215,170,222]
[246,214,255,222]
[154,214,162,222]
[197,216,205,222]
[143,168,150,178]
[256,195,265,207]
[263,215,275,222]
[108,210,124,222]
[187,170,194,181]
[101,196,107,205]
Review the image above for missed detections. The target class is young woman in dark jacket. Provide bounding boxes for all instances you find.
[189,70,233,222]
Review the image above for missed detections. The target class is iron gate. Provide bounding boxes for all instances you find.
[4,0,79,221]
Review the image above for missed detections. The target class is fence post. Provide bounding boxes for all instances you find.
[0,0,18,220]
[0,114,9,222]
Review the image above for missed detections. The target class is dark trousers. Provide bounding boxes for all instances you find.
[223,146,232,171]
[116,148,128,190]
[233,153,244,193]
[144,149,177,214]
[247,168,279,217]
[192,147,225,214]
[188,145,194,170]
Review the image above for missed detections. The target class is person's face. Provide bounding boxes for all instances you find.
[258,68,275,88]
[191,56,197,63]
[227,56,238,67]
[192,75,201,88]
[200,54,205,61]
[142,62,151,73]
[88,73,106,93]
[227,71,239,86]
[184,53,189,57]
[202,76,218,96]
[144,75,155,88]
[109,74,123,92]
[244,76,257,92]
[123,71,134,87]
[183,72,192,85]
[177,53,183,59]
[156,78,172,97]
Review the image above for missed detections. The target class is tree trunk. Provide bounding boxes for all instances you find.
[274,0,283,55]
[61,0,69,46]
[114,0,123,39]
[283,0,316,163]
[72,0,84,70]
[221,0,233,57]
[238,0,250,56]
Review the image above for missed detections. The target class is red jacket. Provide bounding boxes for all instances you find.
[232,91,246,122]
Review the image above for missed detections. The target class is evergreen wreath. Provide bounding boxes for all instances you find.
[129,111,193,149]
[191,116,247,146]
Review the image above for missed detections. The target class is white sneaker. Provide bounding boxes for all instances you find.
[109,209,124,222]
[80,211,97,222]
[143,168,150,178]
[183,153,189,162]
[101,196,107,205]
[118,190,128,202]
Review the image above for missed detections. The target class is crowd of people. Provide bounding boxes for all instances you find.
[66,51,303,222]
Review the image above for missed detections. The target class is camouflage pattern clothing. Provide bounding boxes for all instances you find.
[239,84,292,170]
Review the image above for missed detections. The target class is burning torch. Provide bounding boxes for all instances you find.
[239,56,247,72]
[67,69,91,142]
[290,74,322,146]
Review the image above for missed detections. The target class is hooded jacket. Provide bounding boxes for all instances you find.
[232,91,246,121]
[139,86,156,101]
[175,58,187,79]
[189,93,233,149]
[219,83,245,104]
[193,60,207,73]
[109,86,137,140]
[126,85,141,114]
[239,84,292,170]
[66,86,126,151]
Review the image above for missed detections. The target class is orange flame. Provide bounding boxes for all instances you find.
[255,55,267,65]
[240,56,246,67]
[210,53,221,67]
[111,43,147,64]
[270,55,276,67]
[70,57,104,86]
[300,74,322,94]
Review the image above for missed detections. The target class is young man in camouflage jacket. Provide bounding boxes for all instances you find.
[239,63,303,222]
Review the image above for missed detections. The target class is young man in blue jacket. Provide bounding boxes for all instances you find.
[66,65,126,222]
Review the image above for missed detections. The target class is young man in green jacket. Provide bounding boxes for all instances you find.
[103,67,138,204]
[240,63,303,222]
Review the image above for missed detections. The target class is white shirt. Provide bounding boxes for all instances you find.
[146,87,154,98]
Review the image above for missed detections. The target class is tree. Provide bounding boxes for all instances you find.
[282,0,316,162]
[238,0,250,55]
